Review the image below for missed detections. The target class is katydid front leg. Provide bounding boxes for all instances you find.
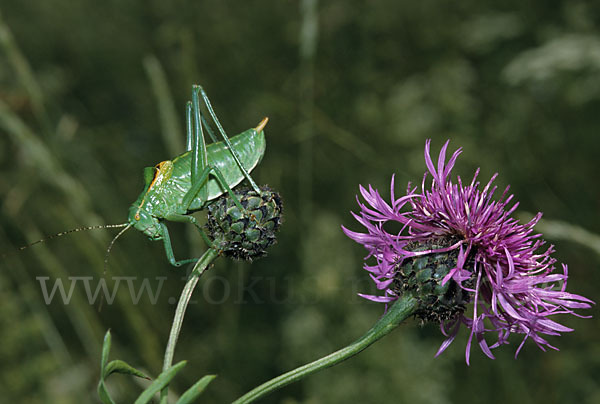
[159,222,199,267]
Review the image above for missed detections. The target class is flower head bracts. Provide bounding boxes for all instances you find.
[343,140,593,364]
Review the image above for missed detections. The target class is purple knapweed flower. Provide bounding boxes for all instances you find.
[343,140,593,364]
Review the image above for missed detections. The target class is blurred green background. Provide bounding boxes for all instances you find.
[1,1,599,403]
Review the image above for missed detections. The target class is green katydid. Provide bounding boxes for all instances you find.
[121,85,268,266]
[9,85,268,267]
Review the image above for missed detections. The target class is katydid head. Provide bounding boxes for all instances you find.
[128,205,163,240]
[127,161,172,240]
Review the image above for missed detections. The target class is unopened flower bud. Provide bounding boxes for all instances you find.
[206,186,283,261]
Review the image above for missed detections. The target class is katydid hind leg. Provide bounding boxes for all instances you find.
[187,96,216,150]
[191,87,209,204]
[201,114,218,143]
[181,164,245,212]
[186,93,218,159]
[185,101,193,151]
[197,86,261,194]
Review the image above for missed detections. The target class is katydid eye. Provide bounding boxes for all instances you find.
[135,214,141,221]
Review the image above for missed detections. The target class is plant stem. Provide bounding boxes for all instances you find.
[160,248,220,404]
[232,294,418,404]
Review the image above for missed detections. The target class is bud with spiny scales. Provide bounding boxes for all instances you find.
[206,186,283,261]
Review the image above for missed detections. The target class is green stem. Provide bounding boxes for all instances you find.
[160,248,220,404]
[232,294,418,404]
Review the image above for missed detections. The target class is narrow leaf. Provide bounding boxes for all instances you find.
[105,359,151,380]
[176,375,217,404]
[100,330,112,375]
[133,361,187,404]
[98,330,117,404]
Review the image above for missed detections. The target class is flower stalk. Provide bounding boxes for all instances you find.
[160,247,220,404]
[232,294,418,404]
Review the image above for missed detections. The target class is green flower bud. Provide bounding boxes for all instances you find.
[206,186,283,261]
